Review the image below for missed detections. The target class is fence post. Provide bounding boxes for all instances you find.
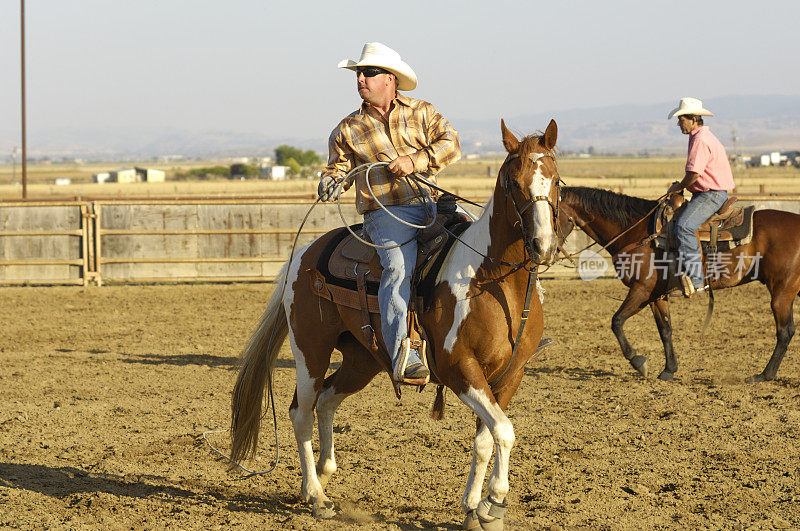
[92,202,102,286]
[80,203,89,286]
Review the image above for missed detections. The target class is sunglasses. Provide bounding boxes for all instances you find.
[356,66,390,78]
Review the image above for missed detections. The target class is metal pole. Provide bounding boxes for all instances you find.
[11,147,17,183]
[21,0,27,199]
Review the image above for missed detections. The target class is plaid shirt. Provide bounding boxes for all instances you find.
[321,93,461,214]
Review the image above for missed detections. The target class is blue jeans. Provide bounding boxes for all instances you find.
[363,203,434,367]
[674,190,728,289]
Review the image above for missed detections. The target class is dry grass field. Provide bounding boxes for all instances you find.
[0,157,798,201]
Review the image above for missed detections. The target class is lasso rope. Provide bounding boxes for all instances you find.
[202,162,445,477]
[336,162,437,249]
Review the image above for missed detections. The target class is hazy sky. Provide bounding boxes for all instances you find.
[1,0,798,143]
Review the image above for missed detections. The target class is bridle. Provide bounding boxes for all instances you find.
[501,151,561,260]
[487,151,560,388]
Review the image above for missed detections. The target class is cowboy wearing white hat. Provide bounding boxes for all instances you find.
[666,97,735,297]
[318,42,461,382]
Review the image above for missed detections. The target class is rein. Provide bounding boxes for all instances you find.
[558,192,669,262]
[488,266,538,387]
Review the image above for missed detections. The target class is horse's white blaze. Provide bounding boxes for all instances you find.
[438,196,494,355]
[529,159,556,250]
[458,386,515,504]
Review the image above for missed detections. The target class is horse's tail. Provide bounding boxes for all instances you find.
[230,260,290,466]
[430,384,447,420]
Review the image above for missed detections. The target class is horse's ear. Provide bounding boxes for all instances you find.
[501,119,520,153]
[542,119,558,151]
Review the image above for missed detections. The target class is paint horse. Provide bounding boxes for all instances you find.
[559,186,800,382]
[230,120,561,529]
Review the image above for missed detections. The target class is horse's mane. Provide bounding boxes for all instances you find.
[563,186,657,227]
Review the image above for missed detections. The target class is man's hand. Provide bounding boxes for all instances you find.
[387,155,414,177]
[667,181,683,195]
[318,175,341,202]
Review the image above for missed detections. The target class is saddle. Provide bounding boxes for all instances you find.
[652,195,755,254]
[307,198,471,390]
[644,194,755,295]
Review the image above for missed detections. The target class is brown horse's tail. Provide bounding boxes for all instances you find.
[230,261,290,467]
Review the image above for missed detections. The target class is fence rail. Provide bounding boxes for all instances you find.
[1,196,798,286]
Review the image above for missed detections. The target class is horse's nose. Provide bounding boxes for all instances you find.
[531,236,556,265]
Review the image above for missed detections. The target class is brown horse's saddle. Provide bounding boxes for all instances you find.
[652,195,756,253]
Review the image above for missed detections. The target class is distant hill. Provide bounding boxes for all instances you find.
[1,94,799,160]
[454,95,800,155]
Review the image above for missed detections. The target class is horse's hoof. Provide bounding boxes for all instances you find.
[311,498,335,519]
[476,497,506,531]
[745,373,770,384]
[657,370,674,381]
[463,509,481,530]
[630,355,648,377]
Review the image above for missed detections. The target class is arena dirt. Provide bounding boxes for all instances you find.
[1,279,798,529]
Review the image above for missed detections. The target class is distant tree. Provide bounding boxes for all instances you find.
[275,145,321,167]
[275,145,303,165]
[174,165,230,180]
[230,163,259,177]
[587,146,596,156]
[299,149,322,166]
[285,157,302,176]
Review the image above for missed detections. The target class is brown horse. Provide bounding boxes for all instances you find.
[229,120,560,529]
[558,185,800,382]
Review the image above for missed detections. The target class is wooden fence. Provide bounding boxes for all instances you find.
[0,198,361,285]
[0,196,797,285]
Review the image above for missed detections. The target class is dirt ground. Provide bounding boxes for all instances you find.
[1,279,798,529]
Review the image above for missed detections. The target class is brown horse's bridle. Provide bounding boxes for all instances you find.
[502,152,561,260]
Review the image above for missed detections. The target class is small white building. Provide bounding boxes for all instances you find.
[262,165,289,180]
[93,172,111,183]
[135,167,165,183]
[111,168,137,183]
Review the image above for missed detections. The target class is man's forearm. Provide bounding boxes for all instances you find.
[679,171,700,190]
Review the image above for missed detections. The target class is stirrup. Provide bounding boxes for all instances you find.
[680,274,696,298]
[393,338,430,386]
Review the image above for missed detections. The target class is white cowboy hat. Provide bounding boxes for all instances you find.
[668,97,714,119]
[337,42,418,91]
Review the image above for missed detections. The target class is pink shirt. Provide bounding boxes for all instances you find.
[685,126,735,192]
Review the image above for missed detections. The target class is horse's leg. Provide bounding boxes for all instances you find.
[287,327,336,518]
[747,289,797,383]
[650,298,678,380]
[461,369,524,523]
[457,366,525,530]
[462,420,493,515]
[611,287,651,377]
[315,333,381,487]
